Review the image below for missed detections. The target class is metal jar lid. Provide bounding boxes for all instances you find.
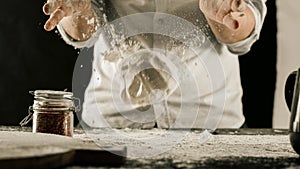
[20,90,80,126]
[30,90,74,100]
[32,100,75,112]
[31,90,78,111]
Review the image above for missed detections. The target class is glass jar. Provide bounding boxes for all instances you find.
[21,90,77,137]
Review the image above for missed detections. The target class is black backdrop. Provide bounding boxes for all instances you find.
[239,0,277,128]
[0,1,79,125]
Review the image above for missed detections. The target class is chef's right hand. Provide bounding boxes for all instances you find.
[43,0,92,31]
[199,0,247,30]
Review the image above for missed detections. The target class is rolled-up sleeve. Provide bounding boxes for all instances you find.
[57,0,104,49]
[226,0,267,55]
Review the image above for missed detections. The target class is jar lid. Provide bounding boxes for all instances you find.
[30,90,74,100]
[19,90,79,126]
[32,99,75,110]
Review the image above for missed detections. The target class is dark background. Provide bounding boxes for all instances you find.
[239,0,277,128]
[0,0,277,128]
[0,1,79,125]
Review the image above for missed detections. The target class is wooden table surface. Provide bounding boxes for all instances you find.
[1,126,300,169]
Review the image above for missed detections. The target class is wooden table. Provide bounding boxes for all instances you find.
[1,126,300,169]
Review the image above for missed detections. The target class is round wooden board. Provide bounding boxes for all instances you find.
[0,131,126,169]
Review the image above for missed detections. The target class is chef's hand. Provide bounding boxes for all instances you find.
[199,0,255,43]
[199,0,247,30]
[43,0,96,41]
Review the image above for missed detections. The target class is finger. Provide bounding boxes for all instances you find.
[216,0,232,22]
[43,1,63,15]
[223,12,239,30]
[70,0,91,11]
[215,0,224,10]
[231,0,246,12]
[44,8,66,31]
[199,0,221,20]
[199,0,209,13]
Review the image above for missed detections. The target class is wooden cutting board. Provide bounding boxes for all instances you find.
[0,131,126,169]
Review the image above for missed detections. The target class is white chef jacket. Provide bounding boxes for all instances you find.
[58,0,267,129]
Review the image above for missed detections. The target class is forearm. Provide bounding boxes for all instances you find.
[206,6,255,44]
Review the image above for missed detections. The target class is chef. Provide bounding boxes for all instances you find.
[42,0,267,129]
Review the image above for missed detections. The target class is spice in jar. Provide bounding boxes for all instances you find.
[20,90,78,137]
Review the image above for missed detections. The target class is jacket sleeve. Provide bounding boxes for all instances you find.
[226,0,267,55]
[56,0,104,49]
